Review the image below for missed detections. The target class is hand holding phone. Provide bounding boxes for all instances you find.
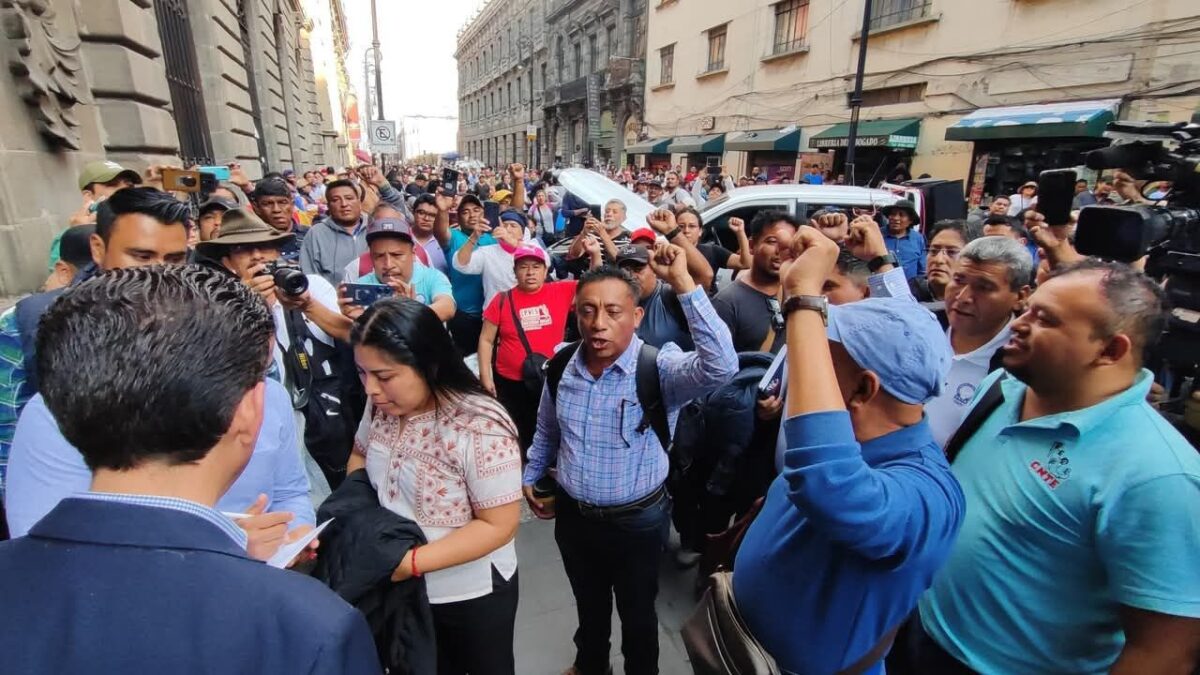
[1036,169,1076,226]
[341,283,394,308]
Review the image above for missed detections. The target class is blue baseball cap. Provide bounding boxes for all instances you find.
[499,209,528,228]
[826,297,951,405]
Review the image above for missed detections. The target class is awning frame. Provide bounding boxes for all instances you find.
[668,134,726,154]
[810,118,922,150]
[726,128,802,153]
[944,100,1120,141]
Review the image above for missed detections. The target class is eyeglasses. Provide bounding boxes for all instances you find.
[414,210,438,219]
[767,297,785,332]
[929,246,962,260]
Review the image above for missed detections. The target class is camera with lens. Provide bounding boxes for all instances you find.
[1075,120,1200,372]
[258,259,309,297]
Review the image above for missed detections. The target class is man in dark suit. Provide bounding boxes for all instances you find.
[0,265,380,674]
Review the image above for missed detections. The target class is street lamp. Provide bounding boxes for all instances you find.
[516,36,537,167]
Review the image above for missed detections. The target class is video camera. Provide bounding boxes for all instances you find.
[1075,120,1200,372]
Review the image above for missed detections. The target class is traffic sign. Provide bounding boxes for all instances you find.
[368,120,398,152]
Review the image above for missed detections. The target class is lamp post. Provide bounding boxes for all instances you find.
[845,0,874,186]
[517,36,536,168]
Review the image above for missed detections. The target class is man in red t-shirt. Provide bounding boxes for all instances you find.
[478,245,577,453]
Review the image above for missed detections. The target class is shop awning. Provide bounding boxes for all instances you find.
[668,134,726,154]
[726,127,802,153]
[810,118,921,149]
[945,99,1120,141]
[625,138,672,155]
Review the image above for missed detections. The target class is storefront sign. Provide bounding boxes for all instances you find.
[811,134,918,149]
[587,74,601,141]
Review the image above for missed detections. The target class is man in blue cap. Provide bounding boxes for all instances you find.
[730,225,965,675]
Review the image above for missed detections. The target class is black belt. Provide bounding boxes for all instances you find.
[570,484,667,519]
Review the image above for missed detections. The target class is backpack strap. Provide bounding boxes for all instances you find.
[944,375,1007,464]
[546,341,581,403]
[546,341,669,452]
[635,343,670,452]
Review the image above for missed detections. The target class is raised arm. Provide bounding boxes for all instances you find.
[509,164,527,211]
[650,209,714,291]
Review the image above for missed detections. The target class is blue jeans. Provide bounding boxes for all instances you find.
[554,488,671,675]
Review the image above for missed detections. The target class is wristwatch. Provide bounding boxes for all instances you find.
[781,294,829,326]
[664,226,682,240]
[867,253,898,273]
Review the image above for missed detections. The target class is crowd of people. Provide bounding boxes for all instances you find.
[0,152,1196,675]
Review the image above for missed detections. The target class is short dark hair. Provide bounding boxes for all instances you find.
[835,248,870,281]
[412,193,437,212]
[325,179,359,199]
[36,265,273,470]
[674,206,704,229]
[984,214,1015,228]
[1049,259,1168,358]
[577,265,641,305]
[748,209,799,240]
[95,187,191,243]
[253,178,292,201]
[927,219,973,245]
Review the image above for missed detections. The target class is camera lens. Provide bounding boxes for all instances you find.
[273,267,309,296]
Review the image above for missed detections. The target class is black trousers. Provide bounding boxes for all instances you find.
[448,312,483,357]
[555,488,671,675]
[430,566,519,675]
[886,613,977,675]
[494,374,538,457]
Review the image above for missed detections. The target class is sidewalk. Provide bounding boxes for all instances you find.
[514,510,695,675]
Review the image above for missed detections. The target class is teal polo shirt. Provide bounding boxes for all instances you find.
[357,262,452,309]
[444,229,495,316]
[919,368,1200,674]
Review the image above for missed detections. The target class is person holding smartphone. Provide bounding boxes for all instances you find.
[339,217,455,323]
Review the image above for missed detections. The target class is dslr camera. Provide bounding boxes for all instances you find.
[1076,120,1200,371]
[258,259,309,297]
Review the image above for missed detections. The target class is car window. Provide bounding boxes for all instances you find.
[706,202,792,250]
[797,201,888,221]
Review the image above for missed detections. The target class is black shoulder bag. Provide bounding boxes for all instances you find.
[503,291,550,396]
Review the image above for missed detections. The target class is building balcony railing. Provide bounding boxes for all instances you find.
[605,57,644,91]
[559,75,589,104]
[543,85,559,107]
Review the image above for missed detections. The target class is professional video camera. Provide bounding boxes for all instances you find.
[258,259,309,297]
[1075,120,1200,375]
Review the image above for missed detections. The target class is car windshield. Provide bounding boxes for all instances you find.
[699,193,731,214]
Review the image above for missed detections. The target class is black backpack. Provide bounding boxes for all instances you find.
[544,341,670,454]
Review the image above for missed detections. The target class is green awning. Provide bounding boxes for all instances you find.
[668,134,726,154]
[810,118,921,149]
[726,128,802,153]
[945,99,1119,141]
[625,138,672,155]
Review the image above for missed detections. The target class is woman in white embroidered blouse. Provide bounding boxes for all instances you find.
[347,298,522,675]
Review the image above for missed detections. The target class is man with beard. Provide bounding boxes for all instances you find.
[912,260,1200,674]
[711,210,799,353]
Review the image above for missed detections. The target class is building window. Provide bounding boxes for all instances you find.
[852,82,927,107]
[589,34,598,73]
[659,44,674,84]
[556,38,565,81]
[773,0,809,54]
[574,43,582,78]
[705,24,727,72]
[540,62,547,96]
[508,82,514,110]
[607,25,617,60]
[869,0,932,30]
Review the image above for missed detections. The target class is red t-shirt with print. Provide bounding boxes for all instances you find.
[483,280,577,381]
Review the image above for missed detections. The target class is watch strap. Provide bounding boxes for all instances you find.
[782,294,828,325]
[868,253,898,273]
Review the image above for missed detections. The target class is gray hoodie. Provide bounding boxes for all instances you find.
[300,214,369,288]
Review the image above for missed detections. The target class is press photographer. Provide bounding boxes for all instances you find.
[197,208,356,489]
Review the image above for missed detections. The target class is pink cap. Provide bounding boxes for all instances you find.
[630,228,657,245]
[512,244,548,265]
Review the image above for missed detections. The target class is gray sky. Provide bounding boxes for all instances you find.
[342,0,482,158]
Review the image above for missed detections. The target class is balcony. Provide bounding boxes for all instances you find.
[559,75,589,104]
[543,85,559,107]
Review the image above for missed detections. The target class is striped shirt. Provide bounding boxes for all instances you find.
[0,308,29,501]
[523,287,737,506]
[71,492,248,549]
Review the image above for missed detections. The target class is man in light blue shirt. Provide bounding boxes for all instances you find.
[5,377,313,548]
[914,259,1200,674]
[339,216,456,323]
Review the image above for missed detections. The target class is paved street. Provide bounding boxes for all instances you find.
[514,510,696,675]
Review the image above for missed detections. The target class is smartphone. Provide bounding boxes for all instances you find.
[162,168,202,193]
[484,201,502,230]
[442,168,460,196]
[1036,169,1077,226]
[588,204,603,221]
[197,165,232,181]
[342,283,394,308]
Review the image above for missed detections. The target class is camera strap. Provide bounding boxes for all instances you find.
[281,308,313,411]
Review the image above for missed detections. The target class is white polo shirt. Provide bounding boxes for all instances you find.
[925,324,1012,448]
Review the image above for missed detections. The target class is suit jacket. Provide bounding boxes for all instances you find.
[0,498,381,674]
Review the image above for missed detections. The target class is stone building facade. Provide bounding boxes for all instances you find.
[0,0,354,296]
[455,0,648,169]
[455,0,552,169]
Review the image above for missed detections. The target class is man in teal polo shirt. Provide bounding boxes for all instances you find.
[444,194,495,355]
[914,259,1200,674]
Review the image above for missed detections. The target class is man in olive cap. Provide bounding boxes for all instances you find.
[56,160,144,270]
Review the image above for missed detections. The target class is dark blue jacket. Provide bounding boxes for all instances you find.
[0,498,381,674]
[13,263,97,393]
